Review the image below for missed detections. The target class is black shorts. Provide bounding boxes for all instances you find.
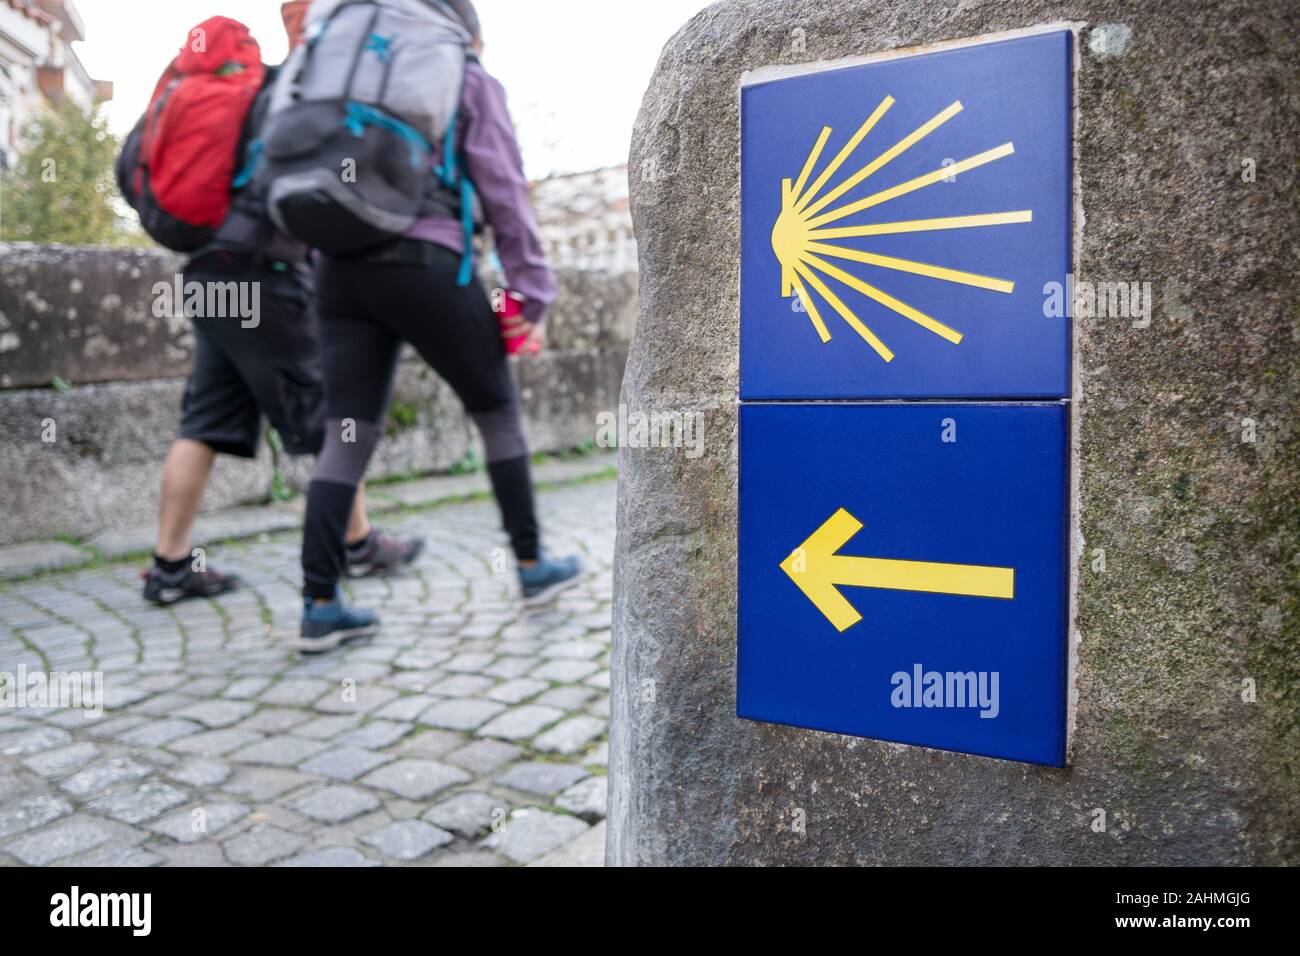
[177,257,325,459]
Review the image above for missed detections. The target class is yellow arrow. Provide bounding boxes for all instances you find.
[779,508,1015,633]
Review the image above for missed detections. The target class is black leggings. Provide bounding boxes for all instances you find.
[301,243,540,599]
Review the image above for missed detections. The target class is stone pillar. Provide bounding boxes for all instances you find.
[609,0,1297,865]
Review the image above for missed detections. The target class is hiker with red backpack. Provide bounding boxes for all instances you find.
[251,0,582,651]
[119,6,421,612]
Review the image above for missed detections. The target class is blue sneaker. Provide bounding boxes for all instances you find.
[298,591,380,654]
[518,551,583,607]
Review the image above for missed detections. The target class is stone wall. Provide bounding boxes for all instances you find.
[0,244,635,546]
[609,1,1298,865]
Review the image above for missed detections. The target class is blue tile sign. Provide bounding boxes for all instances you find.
[736,32,1075,765]
[739,30,1073,400]
[737,403,1070,766]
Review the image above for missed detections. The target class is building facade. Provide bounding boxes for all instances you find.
[531,164,637,274]
[0,0,110,171]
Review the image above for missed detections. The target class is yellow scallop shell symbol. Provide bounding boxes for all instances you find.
[772,95,1033,362]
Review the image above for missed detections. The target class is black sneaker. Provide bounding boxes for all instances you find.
[142,564,241,606]
[345,528,425,578]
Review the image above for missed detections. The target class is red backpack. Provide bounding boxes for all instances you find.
[116,17,264,252]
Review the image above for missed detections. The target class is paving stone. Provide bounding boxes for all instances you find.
[275,846,380,867]
[117,718,204,747]
[487,678,549,704]
[361,819,454,860]
[23,741,99,777]
[312,685,400,715]
[481,809,590,864]
[59,758,152,798]
[177,677,229,698]
[0,771,25,802]
[0,726,72,756]
[293,714,363,740]
[393,650,452,670]
[372,694,439,722]
[169,728,263,757]
[73,844,164,867]
[477,704,565,741]
[533,716,606,755]
[221,767,313,801]
[393,729,463,759]
[223,824,308,865]
[291,786,382,824]
[135,674,186,693]
[0,794,73,839]
[360,759,471,800]
[428,674,494,697]
[419,698,505,731]
[584,742,610,768]
[336,720,411,750]
[297,746,392,781]
[325,661,391,683]
[0,541,91,580]
[222,677,273,700]
[130,692,195,718]
[443,652,495,673]
[88,782,188,824]
[236,709,311,734]
[555,776,608,821]
[84,714,147,739]
[430,850,509,867]
[260,678,333,707]
[174,700,257,728]
[154,842,227,866]
[423,791,503,838]
[167,758,231,788]
[495,761,590,796]
[585,669,611,690]
[530,659,601,683]
[230,736,329,767]
[541,640,606,660]
[484,657,539,679]
[529,819,606,867]
[148,803,249,843]
[445,739,522,774]
[4,816,113,865]
[534,686,596,710]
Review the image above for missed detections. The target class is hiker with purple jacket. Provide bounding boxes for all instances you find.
[259,0,582,651]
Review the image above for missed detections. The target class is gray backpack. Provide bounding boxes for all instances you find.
[258,0,481,281]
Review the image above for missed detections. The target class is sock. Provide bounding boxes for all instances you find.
[153,553,188,575]
[346,530,373,555]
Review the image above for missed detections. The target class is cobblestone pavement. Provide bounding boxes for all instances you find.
[0,478,615,867]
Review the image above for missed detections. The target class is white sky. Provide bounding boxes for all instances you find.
[72,0,712,178]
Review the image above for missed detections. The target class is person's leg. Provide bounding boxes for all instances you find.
[379,251,542,564]
[346,485,372,545]
[155,438,216,560]
[374,246,579,602]
[144,296,261,605]
[300,257,403,607]
[228,268,420,581]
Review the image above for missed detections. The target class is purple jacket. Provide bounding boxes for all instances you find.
[405,60,556,325]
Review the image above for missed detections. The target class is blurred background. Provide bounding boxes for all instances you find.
[0,0,711,251]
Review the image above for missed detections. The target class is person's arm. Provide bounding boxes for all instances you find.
[461,64,556,326]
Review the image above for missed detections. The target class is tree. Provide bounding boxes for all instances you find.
[0,100,140,246]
